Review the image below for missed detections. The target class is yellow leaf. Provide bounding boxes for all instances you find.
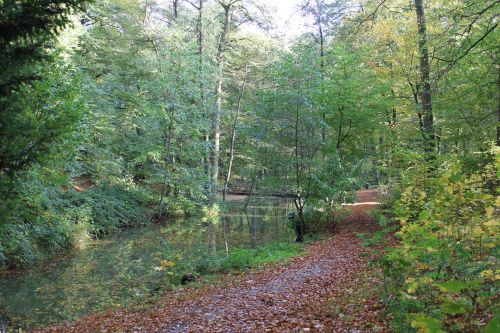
[407,282,418,294]
[484,219,498,228]
[472,226,485,236]
[481,270,494,279]
[485,207,495,219]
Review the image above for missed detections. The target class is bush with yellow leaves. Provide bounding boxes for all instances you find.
[380,152,499,333]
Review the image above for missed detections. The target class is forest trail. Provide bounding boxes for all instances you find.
[342,189,380,207]
[354,189,379,204]
[39,191,387,333]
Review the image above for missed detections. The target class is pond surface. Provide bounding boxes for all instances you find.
[0,197,294,331]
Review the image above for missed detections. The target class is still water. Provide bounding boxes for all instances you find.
[0,197,294,331]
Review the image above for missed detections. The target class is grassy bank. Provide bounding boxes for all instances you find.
[157,241,306,287]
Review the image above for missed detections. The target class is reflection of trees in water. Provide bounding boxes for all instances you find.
[239,197,293,247]
[0,198,294,330]
[0,305,10,333]
[245,212,257,249]
[205,218,217,257]
[222,215,230,256]
[200,198,293,255]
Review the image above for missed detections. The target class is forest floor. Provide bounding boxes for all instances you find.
[38,190,390,333]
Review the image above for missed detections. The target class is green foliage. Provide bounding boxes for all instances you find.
[0,0,496,297]
[299,205,350,235]
[0,167,79,266]
[0,0,88,43]
[410,313,445,333]
[75,0,209,212]
[0,61,86,266]
[485,314,500,333]
[0,0,92,267]
[156,239,184,285]
[0,63,83,177]
[78,183,150,234]
[0,0,89,174]
[0,165,151,267]
[377,152,499,332]
[220,242,304,271]
[157,241,304,285]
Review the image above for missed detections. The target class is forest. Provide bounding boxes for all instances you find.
[0,0,498,332]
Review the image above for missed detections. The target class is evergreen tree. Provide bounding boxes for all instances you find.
[0,0,89,176]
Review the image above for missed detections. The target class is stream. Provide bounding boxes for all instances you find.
[0,196,294,331]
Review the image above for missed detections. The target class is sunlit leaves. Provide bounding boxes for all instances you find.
[383,154,499,331]
[410,313,445,333]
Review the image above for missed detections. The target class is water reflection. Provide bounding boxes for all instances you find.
[0,197,294,331]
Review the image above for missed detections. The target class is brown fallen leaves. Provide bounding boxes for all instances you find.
[36,201,389,333]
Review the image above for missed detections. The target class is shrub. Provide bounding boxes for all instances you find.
[379,155,499,332]
[156,241,304,285]
[298,204,350,235]
[0,167,151,267]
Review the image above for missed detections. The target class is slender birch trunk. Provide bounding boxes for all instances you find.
[222,65,249,201]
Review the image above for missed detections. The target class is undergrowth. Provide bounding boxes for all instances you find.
[0,169,151,268]
[364,152,499,333]
[157,241,305,286]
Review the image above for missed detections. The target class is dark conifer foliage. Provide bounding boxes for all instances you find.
[0,0,89,175]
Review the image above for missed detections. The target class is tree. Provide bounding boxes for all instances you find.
[211,0,239,202]
[78,0,208,216]
[414,0,435,156]
[210,0,270,203]
[301,0,347,143]
[222,65,249,201]
[0,0,89,177]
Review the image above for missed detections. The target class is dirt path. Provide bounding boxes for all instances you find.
[39,192,387,333]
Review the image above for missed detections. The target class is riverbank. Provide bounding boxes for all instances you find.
[36,196,388,332]
[0,197,298,331]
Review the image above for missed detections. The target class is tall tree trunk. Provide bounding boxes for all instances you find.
[159,105,176,220]
[497,58,500,147]
[294,85,305,242]
[147,37,176,221]
[212,3,232,202]
[295,94,300,189]
[414,0,436,156]
[190,0,212,196]
[223,65,249,201]
[158,175,168,221]
[319,20,326,145]
[197,0,204,60]
[222,216,229,257]
[293,197,305,242]
[173,0,179,19]
[196,0,212,193]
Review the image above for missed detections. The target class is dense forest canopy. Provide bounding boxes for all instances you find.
[0,0,498,331]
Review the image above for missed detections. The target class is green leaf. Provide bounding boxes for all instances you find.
[407,281,418,294]
[485,314,500,333]
[410,313,445,333]
[440,300,467,315]
[436,280,465,293]
[467,279,483,290]
[418,210,430,220]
